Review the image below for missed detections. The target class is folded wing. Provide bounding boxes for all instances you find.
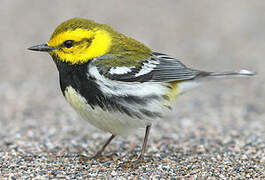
[93,52,206,83]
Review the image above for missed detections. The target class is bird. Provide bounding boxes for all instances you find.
[28,17,255,165]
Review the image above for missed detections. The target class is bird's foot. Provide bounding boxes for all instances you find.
[80,152,117,162]
[118,156,147,169]
[79,152,102,162]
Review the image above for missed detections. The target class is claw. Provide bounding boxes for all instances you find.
[131,157,146,168]
[118,156,147,169]
[80,152,118,163]
[79,153,102,162]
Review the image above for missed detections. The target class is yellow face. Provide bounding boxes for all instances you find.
[47,28,112,64]
[29,18,151,67]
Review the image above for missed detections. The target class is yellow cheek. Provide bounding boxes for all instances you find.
[48,29,112,64]
[52,44,86,62]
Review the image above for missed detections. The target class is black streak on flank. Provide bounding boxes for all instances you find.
[54,60,159,119]
[140,109,162,118]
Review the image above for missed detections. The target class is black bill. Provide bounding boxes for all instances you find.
[28,44,54,52]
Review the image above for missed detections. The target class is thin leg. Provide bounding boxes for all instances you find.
[80,134,116,161]
[118,125,152,168]
[95,134,116,157]
[139,125,151,159]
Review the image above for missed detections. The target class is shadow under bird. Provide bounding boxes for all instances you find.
[28,18,255,166]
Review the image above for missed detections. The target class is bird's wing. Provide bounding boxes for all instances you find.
[92,52,204,83]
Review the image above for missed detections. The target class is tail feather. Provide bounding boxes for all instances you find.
[178,69,255,94]
[207,69,256,77]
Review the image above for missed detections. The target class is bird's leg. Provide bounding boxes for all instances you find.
[80,134,116,161]
[139,125,151,159]
[133,125,151,166]
[118,125,152,168]
[94,134,116,158]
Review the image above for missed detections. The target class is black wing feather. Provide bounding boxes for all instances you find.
[95,52,205,83]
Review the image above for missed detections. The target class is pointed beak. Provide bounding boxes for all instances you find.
[28,43,55,52]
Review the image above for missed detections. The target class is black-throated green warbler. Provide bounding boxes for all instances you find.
[28,18,255,165]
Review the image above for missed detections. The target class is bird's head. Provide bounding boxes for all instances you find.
[28,18,151,65]
[28,18,115,64]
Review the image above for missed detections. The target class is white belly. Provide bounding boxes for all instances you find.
[63,79,200,136]
[64,86,155,135]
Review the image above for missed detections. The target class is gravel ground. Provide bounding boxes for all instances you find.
[0,0,264,179]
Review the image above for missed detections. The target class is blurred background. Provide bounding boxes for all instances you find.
[0,0,264,178]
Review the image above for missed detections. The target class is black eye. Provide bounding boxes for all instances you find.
[63,40,74,48]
